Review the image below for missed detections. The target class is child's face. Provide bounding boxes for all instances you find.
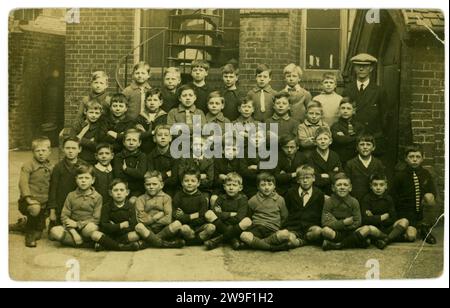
[91,77,108,94]
[285,72,300,87]
[95,147,114,166]
[154,128,172,148]
[357,141,375,158]
[76,172,95,191]
[224,146,238,160]
[179,89,196,108]
[238,102,254,118]
[110,102,128,117]
[224,180,243,197]
[33,145,51,163]
[164,72,181,91]
[256,71,271,88]
[133,67,150,84]
[63,141,81,160]
[371,180,387,196]
[306,107,322,124]
[223,73,238,88]
[273,97,290,116]
[192,138,205,157]
[191,67,208,83]
[281,140,298,158]
[110,182,129,203]
[405,151,423,169]
[322,78,336,94]
[145,94,163,113]
[315,133,332,151]
[207,97,224,115]
[123,132,141,152]
[182,174,200,193]
[339,103,354,119]
[258,180,276,196]
[144,177,164,196]
[333,179,352,198]
[298,172,315,191]
[85,108,102,123]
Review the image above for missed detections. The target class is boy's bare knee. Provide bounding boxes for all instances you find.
[169,220,182,233]
[91,231,103,242]
[135,223,146,234]
[82,223,98,237]
[368,225,379,234]
[128,231,140,242]
[204,210,217,222]
[406,227,417,242]
[49,226,65,241]
[397,218,409,229]
[27,204,41,217]
[423,193,436,206]
[210,195,218,207]
[239,217,252,230]
[322,227,335,239]
[240,232,253,244]
[276,230,290,241]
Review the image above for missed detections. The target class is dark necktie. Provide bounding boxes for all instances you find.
[360,83,365,92]
[301,191,308,206]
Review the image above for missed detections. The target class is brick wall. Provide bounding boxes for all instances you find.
[238,9,294,93]
[64,8,135,126]
[9,30,65,149]
[403,32,445,208]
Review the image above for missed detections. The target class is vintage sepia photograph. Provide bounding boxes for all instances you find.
[7,7,445,282]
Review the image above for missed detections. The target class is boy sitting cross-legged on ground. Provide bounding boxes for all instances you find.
[134,171,185,249]
[361,173,409,249]
[238,172,295,251]
[284,165,325,247]
[49,164,102,248]
[321,173,385,251]
[91,179,141,251]
[172,167,216,245]
[203,172,252,250]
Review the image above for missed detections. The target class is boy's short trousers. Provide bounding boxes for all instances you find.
[18,199,48,216]
[194,223,213,235]
[333,230,354,242]
[378,225,394,235]
[397,210,421,227]
[247,225,275,239]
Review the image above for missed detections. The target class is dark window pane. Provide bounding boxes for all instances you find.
[307,9,340,28]
[306,29,340,69]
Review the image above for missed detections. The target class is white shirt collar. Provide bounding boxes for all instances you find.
[358,155,372,168]
[95,163,112,173]
[357,79,370,90]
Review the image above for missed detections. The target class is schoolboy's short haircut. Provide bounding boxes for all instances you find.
[164,67,181,78]
[91,71,109,83]
[76,164,95,177]
[339,97,356,108]
[296,164,315,179]
[182,167,201,181]
[144,170,164,183]
[110,93,129,106]
[177,84,196,99]
[273,91,290,102]
[207,91,224,104]
[63,136,80,147]
[256,172,276,186]
[154,124,171,136]
[357,134,376,147]
[332,172,351,185]
[95,143,114,154]
[306,100,323,111]
[369,173,388,184]
[31,136,51,150]
[279,134,298,147]
[124,128,142,141]
[322,72,337,82]
[314,126,332,139]
[145,88,163,100]
[238,97,255,108]
[404,144,424,158]
[133,61,151,74]
[283,63,303,77]
[191,59,210,71]
[222,63,239,75]
[224,172,243,186]
[255,64,271,76]
[109,178,129,190]
[84,100,103,112]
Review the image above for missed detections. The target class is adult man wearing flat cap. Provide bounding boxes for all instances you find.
[343,53,388,157]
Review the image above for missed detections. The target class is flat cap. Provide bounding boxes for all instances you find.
[350,53,377,65]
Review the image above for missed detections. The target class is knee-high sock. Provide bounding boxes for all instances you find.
[212,218,229,235]
[98,235,120,251]
[144,229,163,247]
[249,236,272,250]
[263,233,283,246]
[387,225,406,243]
[25,215,39,233]
[157,226,174,240]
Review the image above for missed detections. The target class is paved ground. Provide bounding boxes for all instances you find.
[8,149,445,282]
